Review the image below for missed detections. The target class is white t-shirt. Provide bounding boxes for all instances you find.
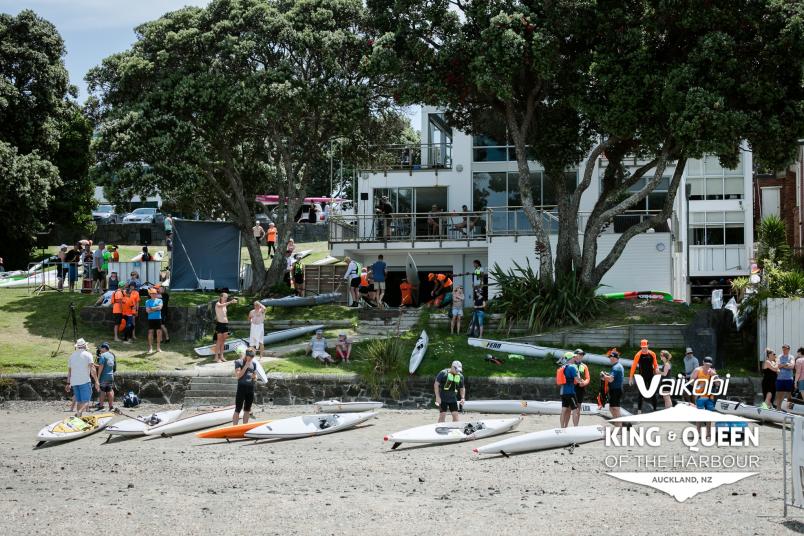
[68,350,94,385]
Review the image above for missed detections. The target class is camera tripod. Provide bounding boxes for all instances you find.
[51,302,78,357]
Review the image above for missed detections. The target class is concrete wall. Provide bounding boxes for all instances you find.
[79,304,210,342]
[488,233,675,295]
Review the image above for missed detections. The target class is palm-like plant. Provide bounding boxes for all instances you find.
[757,215,791,269]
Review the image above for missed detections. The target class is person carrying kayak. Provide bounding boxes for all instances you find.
[629,339,659,413]
[572,349,590,426]
[434,361,465,423]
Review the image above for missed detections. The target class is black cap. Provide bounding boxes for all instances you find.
[703,356,713,364]
[99,342,110,350]
[609,351,619,358]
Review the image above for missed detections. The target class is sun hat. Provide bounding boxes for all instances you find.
[75,338,88,348]
[451,360,463,372]
[685,347,693,354]
[703,356,713,364]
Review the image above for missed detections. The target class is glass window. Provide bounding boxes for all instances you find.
[398,188,412,214]
[725,224,744,244]
[688,177,704,200]
[686,159,704,177]
[473,135,507,162]
[724,177,743,198]
[692,227,707,245]
[648,192,667,211]
[473,172,507,210]
[725,211,743,223]
[704,156,722,175]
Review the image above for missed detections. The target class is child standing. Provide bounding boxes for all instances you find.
[450,285,465,334]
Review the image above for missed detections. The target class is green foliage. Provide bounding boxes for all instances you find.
[756,215,791,268]
[730,276,750,301]
[88,0,393,292]
[0,10,85,269]
[489,261,604,332]
[356,336,407,399]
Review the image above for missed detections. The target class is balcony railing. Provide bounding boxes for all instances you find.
[361,143,453,173]
[329,208,672,244]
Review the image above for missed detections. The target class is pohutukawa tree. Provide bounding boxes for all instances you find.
[366,0,804,288]
[88,0,392,293]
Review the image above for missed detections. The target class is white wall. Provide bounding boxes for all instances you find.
[759,299,804,362]
[487,233,675,296]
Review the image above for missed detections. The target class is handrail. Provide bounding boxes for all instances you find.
[361,142,453,172]
[329,207,673,243]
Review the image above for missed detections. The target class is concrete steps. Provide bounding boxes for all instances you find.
[356,308,421,336]
[184,376,237,406]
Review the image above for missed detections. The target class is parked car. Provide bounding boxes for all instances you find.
[92,204,121,224]
[122,207,163,224]
[296,202,325,224]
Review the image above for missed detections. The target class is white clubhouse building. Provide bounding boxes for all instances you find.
[329,106,753,306]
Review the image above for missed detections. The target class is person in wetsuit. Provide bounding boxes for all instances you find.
[629,339,659,414]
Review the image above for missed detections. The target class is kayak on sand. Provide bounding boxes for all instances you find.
[468,338,634,368]
[473,425,605,456]
[461,400,599,416]
[105,409,184,437]
[37,413,116,446]
[245,412,376,439]
[196,420,272,439]
[384,417,522,449]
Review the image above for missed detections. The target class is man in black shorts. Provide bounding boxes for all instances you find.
[233,347,258,425]
[572,349,591,426]
[601,351,625,427]
[434,360,465,423]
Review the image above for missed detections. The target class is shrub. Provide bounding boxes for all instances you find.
[489,261,604,332]
[757,215,791,268]
[356,336,407,399]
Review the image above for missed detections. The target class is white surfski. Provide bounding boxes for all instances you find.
[131,251,164,262]
[311,256,339,265]
[194,325,324,356]
[36,413,116,445]
[461,400,600,416]
[409,330,429,374]
[714,399,788,425]
[143,406,235,436]
[314,400,383,413]
[105,409,184,437]
[245,412,376,439]
[384,417,522,449]
[405,253,420,287]
[474,425,605,456]
[782,398,804,416]
[468,338,633,368]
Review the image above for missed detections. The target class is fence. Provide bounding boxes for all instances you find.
[302,265,349,303]
[758,298,804,360]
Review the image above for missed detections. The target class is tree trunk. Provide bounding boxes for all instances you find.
[550,167,576,277]
[242,230,266,293]
[505,102,553,286]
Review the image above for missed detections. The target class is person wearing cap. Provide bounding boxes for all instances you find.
[556,353,578,428]
[629,339,659,413]
[434,361,466,423]
[248,301,267,358]
[572,349,591,426]
[95,342,116,411]
[682,347,699,403]
[601,351,625,425]
[307,329,333,364]
[233,347,258,425]
[343,256,361,307]
[145,287,163,353]
[776,344,796,411]
[266,223,277,257]
[66,339,98,417]
[336,333,352,364]
[252,220,265,246]
[691,357,718,410]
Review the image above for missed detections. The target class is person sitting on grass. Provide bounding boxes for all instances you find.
[336,333,352,364]
[307,329,333,364]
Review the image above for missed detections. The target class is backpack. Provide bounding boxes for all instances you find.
[123,391,140,408]
[556,365,567,386]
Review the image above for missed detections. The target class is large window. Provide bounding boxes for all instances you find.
[687,156,744,200]
[690,211,745,246]
[626,176,670,211]
[473,171,576,210]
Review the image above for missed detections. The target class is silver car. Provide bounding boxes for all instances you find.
[123,207,160,224]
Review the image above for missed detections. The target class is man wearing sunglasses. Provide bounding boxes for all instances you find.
[434,360,466,423]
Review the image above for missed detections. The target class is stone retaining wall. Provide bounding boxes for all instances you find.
[0,371,763,407]
[79,304,210,342]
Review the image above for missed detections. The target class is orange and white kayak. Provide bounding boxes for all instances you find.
[196,420,271,439]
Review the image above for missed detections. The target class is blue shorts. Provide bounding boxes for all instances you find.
[451,307,463,317]
[797,380,804,393]
[474,310,485,325]
[72,382,92,403]
[777,379,794,392]
[696,398,715,411]
[67,264,78,283]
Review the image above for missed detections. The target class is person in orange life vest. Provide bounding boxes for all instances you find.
[266,223,277,257]
[399,278,413,307]
[571,349,591,426]
[629,339,659,413]
[111,285,125,341]
[120,286,136,343]
[428,272,453,298]
[358,268,377,306]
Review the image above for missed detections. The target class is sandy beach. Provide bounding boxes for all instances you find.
[0,401,799,535]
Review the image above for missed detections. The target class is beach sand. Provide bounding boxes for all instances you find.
[0,401,797,535]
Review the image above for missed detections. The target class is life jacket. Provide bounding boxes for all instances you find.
[293,261,304,276]
[359,273,369,287]
[267,228,277,241]
[111,290,124,314]
[472,267,483,285]
[556,365,567,386]
[400,282,412,304]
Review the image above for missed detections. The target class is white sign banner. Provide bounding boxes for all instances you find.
[607,472,756,502]
[793,416,804,508]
